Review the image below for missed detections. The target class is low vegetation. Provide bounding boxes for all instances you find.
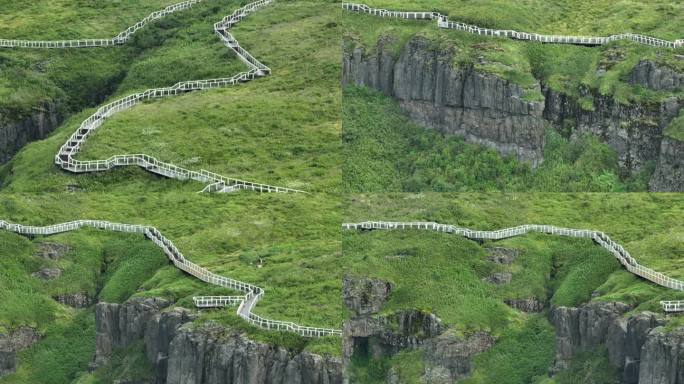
[343,86,651,192]
[343,192,684,382]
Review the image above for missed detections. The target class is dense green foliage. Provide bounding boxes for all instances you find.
[1,1,342,382]
[351,0,683,40]
[344,193,683,382]
[343,86,650,192]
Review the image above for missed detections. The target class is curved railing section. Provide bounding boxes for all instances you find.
[343,221,684,312]
[1,0,304,194]
[342,3,684,49]
[0,219,342,337]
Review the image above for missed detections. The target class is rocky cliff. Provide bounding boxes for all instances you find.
[342,276,493,383]
[551,301,683,384]
[0,326,40,378]
[0,102,63,164]
[650,137,684,191]
[343,37,546,165]
[342,37,684,190]
[95,297,343,384]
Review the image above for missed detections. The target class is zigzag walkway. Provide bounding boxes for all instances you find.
[0,0,340,337]
[0,219,342,337]
[343,221,684,313]
[1,0,303,194]
[342,3,684,49]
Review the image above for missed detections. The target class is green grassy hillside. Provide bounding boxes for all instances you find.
[348,0,683,41]
[344,193,684,383]
[0,1,342,382]
[344,86,648,192]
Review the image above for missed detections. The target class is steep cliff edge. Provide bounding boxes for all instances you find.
[342,276,493,383]
[343,37,546,165]
[650,137,684,191]
[551,301,683,384]
[342,36,683,190]
[95,297,343,384]
[0,102,63,164]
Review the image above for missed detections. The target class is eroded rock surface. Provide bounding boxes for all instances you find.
[343,38,684,190]
[0,327,39,377]
[551,301,684,384]
[95,297,342,384]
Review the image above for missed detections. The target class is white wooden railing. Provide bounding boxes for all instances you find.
[342,3,684,49]
[0,219,341,337]
[1,0,304,194]
[343,221,684,312]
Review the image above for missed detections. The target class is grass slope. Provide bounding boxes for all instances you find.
[348,0,683,41]
[1,1,342,382]
[344,193,683,382]
[343,86,651,192]
[1,0,341,194]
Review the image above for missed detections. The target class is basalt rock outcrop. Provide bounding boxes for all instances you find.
[343,37,546,165]
[629,60,684,91]
[342,37,684,190]
[650,137,684,191]
[166,323,343,384]
[0,326,40,378]
[95,297,342,384]
[551,301,683,384]
[342,275,492,382]
[0,102,63,164]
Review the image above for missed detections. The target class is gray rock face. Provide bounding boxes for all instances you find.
[0,327,39,377]
[483,272,512,285]
[95,298,341,384]
[550,302,684,384]
[33,242,70,260]
[54,293,94,309]
[542,87,681,179]
[650,137,684,192]
[486,247,520,265]
[343,38,684,188]
[166,323,343,384]
[638,327,684,384]
[505,298,544,313]
[343,37,546,165]
[343,275,392,316]
[342,276,491,382]
[31,267,62,280]
[0,102,62,164]
[551,302,631,371]
[629,61,684,91]
[422,332,494,383]
[343,309,443,364]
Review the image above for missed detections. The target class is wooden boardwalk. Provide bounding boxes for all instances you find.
[0,0,336,338]
[343,221,684,312]
[0,219,342,337]
[342,3,684,49]
[2,0,304,194]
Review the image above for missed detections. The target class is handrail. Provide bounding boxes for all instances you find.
[1,0,305,194]
[342,3,684,49]
[0,219,341,337]
[343,221,684,312]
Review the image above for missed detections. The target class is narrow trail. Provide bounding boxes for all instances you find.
[0,0,337,337]
[3,0,304,194]
[342,3,684,49]
[343,221,684,312]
